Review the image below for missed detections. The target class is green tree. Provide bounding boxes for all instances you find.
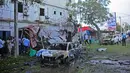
[116,22,121,32]
[68,0,110,43]
[123,22,130,32]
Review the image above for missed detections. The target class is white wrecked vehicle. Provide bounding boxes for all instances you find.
[37,42,79,65]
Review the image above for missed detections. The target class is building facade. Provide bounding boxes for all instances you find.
[0,0,75,40]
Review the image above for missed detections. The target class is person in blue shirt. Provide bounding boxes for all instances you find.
[0,37,5,58]
[22,37,30,54]
[128,32,130,37]
[122,33,127,46]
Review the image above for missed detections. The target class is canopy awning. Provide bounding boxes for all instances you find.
[78,26,93,32]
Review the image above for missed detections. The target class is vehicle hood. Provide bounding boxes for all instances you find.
[41,49,67,57]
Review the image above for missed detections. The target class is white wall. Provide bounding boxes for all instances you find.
[45,5,68,24]
[44,0,67,8]
[0,0,73,36]
[0,21,36,36]
[43,0,76,24]
[0,0,70,24]
[0,0,76,39]
[0,21,14,36]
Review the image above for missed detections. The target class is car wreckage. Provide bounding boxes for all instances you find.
[36,42,81,66]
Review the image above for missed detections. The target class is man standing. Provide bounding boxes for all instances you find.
[122,33,127,46]
[89,35,92,44]
[7,37,13,56]
[22,37,30,54]
[0,38,5,58]
[66,31,72,42]
[84,33,89,44]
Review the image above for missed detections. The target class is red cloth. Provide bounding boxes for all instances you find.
[78,26,92,32]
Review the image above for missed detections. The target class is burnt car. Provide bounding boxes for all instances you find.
[38,42,80,66]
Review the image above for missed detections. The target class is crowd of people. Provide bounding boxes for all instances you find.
[0,30,129,58]
[83,32,130,46]
[0,36,30,58]
[110,33,128,46]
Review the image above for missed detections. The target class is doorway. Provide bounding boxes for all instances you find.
[0,31,11,40]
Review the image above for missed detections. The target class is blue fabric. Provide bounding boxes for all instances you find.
[122,34,126,39]
[86,30,90,35]
[128,33,130,37]
[23,38,30,47]
[36,49,46,57]
[0,39,4,49]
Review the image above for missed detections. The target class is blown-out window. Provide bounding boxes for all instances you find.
[18,2,23,13]
[54,11,56,15]
[40,8,45,16]
[60,12,62,16]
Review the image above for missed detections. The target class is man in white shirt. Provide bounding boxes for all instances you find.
[84,34,89,44]
[7,37,13,56]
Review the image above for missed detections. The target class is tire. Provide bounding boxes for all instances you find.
[64,57,70,66]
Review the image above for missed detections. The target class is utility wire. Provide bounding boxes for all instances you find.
[115,12,130,18]
[116,12,130,16]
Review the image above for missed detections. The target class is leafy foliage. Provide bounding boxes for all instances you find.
[116,22,121,32]
[68,0,111,42]
[69,0,110,25]
[123,22,130,32]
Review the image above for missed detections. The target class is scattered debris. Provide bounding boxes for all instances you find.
[97,48,107,52]
[118,60,130,65]
[89,59,130,66]
[37,42,81,66]
[24,62,30,66]
[21,67,25,71]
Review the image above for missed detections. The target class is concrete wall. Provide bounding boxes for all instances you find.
[0,0,72,24]
[0,0,75,36]
[44,5,68,24]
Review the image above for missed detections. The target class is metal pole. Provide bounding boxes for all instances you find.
[114,12,117,34]
[14,0,19,57]
[124,23,126,33]
[119,16,122,33]
[128,24,130,30]
[79,7,82,43]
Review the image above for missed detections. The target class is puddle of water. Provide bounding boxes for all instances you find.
[87,59,130,73]
[89,60,130,65]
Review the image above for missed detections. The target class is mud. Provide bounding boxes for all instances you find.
[86,59,130,73]
[23,48,86,73]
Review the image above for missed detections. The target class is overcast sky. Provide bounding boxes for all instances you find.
[109,0,130,24]
[76,0,130,29]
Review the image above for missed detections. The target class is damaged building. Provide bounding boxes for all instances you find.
[0,0,75,41]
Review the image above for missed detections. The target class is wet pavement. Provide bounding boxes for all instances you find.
[85,59,130,73]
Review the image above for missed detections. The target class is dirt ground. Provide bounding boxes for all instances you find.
[2,43,130,73]
[25,49,86,73]
[22,45,130,73]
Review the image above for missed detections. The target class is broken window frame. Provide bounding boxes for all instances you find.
[40,8,45,16]
[54,11,56,15]
[60,12,62,16]
[18,2,23,13]
[0,0,4,5]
